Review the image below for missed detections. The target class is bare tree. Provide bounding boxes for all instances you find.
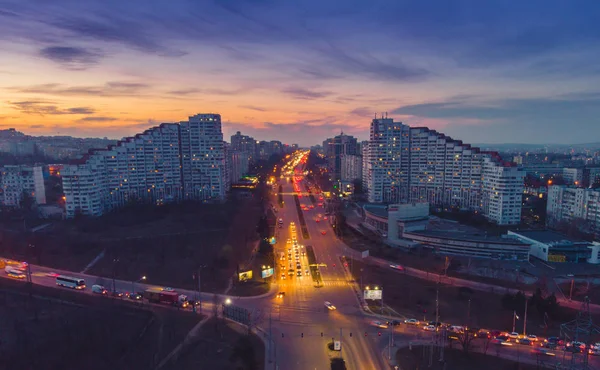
[456,330,477,354]
[481,334,493,355]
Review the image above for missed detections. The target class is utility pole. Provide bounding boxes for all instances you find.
[197,266,202,314]
[340,327,343,355]
[512,310,516,333]
[569,277,575,301]
[523,297,528,336]
[467,298,471,327]
[388,324,392,360]
[269,308,273,364]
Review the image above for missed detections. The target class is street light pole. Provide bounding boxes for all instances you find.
[512,310,516,333]
[523,297,528,336]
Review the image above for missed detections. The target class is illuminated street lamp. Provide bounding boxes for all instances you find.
[225,298,232,305]
[131,275,146,294]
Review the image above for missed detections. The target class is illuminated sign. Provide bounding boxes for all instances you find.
[238,270,253,281]
[548,254,566,263]
[261,268,274,278]
[364,288,382,300]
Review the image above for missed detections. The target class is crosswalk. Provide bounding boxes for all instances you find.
[278,280,349,288]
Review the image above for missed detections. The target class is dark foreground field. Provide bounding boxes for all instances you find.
[0,278,200,370]
[396,346,538,370]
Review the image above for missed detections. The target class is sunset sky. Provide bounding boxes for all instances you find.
[1,0,600,146]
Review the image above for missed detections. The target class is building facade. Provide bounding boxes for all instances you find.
[547,185,600,234]
[363,118,525,225]
[341,154,363,184]
[0,165,46,207]
[62,115,228,218]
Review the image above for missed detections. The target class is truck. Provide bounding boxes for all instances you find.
[143,288,189,308]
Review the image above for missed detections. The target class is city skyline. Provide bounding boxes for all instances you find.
[1,1,600,146]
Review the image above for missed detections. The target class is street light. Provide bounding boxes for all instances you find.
[132,275,146,294]
[225,298,232,305]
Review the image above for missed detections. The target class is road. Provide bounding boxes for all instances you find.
[258,171,387,370]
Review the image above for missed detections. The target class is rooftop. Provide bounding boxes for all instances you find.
[405,229,530,246]
[363,204,389,218]
[510,230,580,244]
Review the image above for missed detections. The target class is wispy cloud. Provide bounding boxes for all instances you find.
[8,82,151,97]
[239,105,267,112]
[39,46,103,70]
[78,116,117,122]
[8,100,96,116]
[282,87,333,100]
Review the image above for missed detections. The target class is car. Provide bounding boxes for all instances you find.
[288,269,295,276]
[508,332,520,339]
[404,319,420,325]
[7,272,25,279]
[277,292,285,298]
[321,230,327,235]
[112,291,124,298]
[92,284,108,294]
[128,292,142,300]
[387,320,401,326]
[448,326,464,333]
[324,301,336,310]
[423,325,436,332]
[46,272,60,278]
[544,337,563,346]
[296,271,302,277]
[323,216,328,220]
[496,335,509,342]
[516,338,533,346]
[305,269,310,275]
[372,321,388,328]
[315,219,320,223]
[280,273,286,280]
[527,334,538,341]
[309,205,314,209]
[389,264,404,271]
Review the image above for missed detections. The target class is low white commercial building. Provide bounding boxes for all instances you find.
[508,230,598,264]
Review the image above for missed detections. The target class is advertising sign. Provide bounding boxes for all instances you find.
[334,341,341,351]
[238,270,253,282]
[261,268,274,278]
[364,289,383,300]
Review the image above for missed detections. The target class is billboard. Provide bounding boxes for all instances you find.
[238,270,253,282]
[364,289,382,300]
[261,268,274,278]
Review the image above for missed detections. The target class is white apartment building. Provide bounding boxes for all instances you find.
[364,118,525,225]
[229,150,250,183]
[62,116,228,218]
[365,118,410,203]
[180,114,228,201]
[341,154,363,183]
[0,165,46,207]
[547,186,600,232]
[481,156,524,225]
[562,167,584,186]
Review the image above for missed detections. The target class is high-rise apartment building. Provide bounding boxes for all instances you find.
[62,114,228,218]
[231,131,257,163]
[547,185,600,233]
[323,133,359,181]
[341,155,363,184]
[0,165,46,207]
[363,117,525,225]
[180,114,227,201]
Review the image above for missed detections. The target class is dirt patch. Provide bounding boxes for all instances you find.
[396,346,537,370]
[165,317,265,370]
[0,278,201,370]
[348,258,583,337]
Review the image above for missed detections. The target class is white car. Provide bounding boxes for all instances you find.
[324,301,336,310]
[508,332,519,339]
[372,321,388,329]
[404,319,419,325]
[527,334,538,341]
[423,325,436,332]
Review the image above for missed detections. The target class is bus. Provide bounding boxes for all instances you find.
[56,275,86,289]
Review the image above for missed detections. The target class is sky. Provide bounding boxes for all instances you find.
[1,0,600,146]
